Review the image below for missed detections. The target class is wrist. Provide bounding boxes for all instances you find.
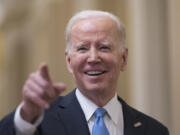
[21,102,42,123]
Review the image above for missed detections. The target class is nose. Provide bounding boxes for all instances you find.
[87,47,101,64]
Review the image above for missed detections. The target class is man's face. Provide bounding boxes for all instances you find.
[66,17,127,96]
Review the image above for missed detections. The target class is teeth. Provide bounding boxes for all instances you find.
[86,71,103,75]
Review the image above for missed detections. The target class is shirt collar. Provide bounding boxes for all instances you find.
[103,93,121,125]
[75,88,122,125]
[76,89,97,122]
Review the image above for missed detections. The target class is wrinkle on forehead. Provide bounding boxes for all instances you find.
[73,17,117,31]
[70,17,119,43]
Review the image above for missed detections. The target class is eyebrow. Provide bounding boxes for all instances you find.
[75,42,89,47]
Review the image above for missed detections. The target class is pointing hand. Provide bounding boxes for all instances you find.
[21,63,66,123]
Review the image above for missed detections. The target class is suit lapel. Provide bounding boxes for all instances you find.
[119,97,146,135]
[57,90,90,135]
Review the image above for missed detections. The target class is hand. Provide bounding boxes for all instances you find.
[21,63,66,123]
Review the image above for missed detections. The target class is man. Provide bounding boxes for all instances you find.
[0,10,169,135]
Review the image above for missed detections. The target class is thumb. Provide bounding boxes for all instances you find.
[53,83,66,94]
[39,63,51,82]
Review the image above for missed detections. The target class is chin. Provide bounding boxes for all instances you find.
[84,85,106,92]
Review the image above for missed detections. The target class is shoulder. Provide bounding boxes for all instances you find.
[0,111,16,135]
[118,97,169,135]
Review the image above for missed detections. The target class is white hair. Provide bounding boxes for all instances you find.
[65,10,126,53]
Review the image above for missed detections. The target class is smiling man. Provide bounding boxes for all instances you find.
[66,15,127,107]
[0,10,169,135]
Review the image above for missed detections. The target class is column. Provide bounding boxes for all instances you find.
[125,0,170,128]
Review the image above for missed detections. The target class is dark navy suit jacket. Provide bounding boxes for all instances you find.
[0,90,169,135]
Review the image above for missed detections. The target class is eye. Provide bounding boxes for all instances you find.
[77,46,88,52]
[99,44,111,52]
[78,47,87,51]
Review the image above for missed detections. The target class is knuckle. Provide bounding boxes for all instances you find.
[22,86,29,96]
[29,73,36,79]
[23,90,31,101]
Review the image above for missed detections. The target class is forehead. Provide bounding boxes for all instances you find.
[70,17,119,39]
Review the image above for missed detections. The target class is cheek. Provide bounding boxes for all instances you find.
[69,55,86,72]
[106,53,121,66]
[107,56,121,74]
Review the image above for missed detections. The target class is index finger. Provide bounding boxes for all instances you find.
[39,63,51,82]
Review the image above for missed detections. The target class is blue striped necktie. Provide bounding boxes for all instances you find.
[92,108,110,135]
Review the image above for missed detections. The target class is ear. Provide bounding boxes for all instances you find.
[120,48,128,71]
[65,52,73,73]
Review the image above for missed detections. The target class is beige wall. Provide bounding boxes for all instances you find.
[0,0,179,134]
[168,0,180,134]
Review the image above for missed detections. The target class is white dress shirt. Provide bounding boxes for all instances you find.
[14,89,124,135]
[76,89,124,135]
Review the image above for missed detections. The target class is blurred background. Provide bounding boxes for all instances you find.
[0,0,179,134]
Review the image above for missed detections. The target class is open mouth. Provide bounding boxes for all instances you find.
[85,71,106,76]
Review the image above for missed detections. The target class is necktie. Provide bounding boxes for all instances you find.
[92,108,110,135]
